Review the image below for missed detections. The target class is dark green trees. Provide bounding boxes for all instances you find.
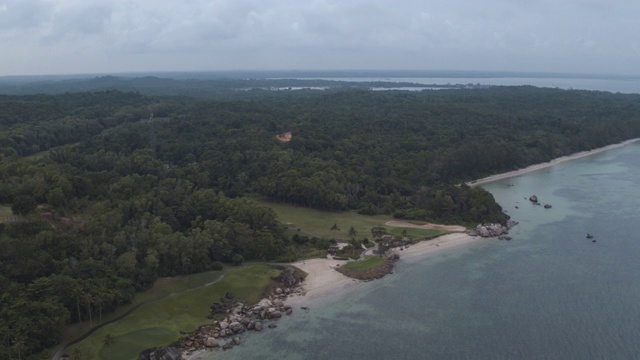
[11,196,37,215]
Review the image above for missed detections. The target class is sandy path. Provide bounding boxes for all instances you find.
[469,138,640,187]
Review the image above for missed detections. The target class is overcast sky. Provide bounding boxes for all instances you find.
[1,0,639,76]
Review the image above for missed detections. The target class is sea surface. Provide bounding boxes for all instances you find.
[270,70,640,93]
[197,141,640,360]
[299,76,640,94]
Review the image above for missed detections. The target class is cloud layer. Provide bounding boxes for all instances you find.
[1,0,639,75]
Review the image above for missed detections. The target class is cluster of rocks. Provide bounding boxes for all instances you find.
[467,219,518,240]
[529,194,552,208]
[180,268,306,356]
[139,346,182,360]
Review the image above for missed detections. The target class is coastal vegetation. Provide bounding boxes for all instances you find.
[337,255,397,280]
[2,81,640,358]
[66,264,280,360]
[339,256,385,272]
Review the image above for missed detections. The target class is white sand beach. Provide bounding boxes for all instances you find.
[286,232,478,307]
[285,258,353,306]
[468,138,640,187]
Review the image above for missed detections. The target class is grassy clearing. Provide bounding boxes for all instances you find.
[263,201,449,243]
[340,256,385,272]
[62,269,224,342]
[388,227,447,241]
[261,201,391,240]
[99,327,173,360]
[68,264,280,360]
[0,205,12,222]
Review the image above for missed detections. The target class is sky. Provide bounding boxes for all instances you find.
[1,0,640,76]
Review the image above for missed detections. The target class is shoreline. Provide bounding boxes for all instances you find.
[185,138,640,359]
[285,232,477,308]
[468,138,640,187]
[283,139,640,307]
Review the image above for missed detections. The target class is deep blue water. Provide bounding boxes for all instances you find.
[199,141,640,360]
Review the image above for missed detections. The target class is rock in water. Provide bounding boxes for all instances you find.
[529,195,538,203]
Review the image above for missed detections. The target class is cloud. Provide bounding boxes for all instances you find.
[0,0,52,30]
[1,0,640,75]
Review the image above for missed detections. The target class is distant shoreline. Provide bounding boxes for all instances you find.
[468,138,640,187]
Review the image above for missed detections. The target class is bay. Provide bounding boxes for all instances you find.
[196,141,640,360]
[295,76,640,94]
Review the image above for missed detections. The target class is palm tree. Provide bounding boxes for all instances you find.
[348,226,358,257]
[348,226,357,238]
[330,223,340,231]
[71,347,84,360]
[103,334,116,360]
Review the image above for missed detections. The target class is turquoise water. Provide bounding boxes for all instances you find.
[198,142,640,359]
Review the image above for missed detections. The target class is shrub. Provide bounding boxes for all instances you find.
[232,254,244,266]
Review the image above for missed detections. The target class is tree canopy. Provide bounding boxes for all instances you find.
[2,84,640,357]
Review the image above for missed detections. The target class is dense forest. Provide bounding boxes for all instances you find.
[0,75,462,97]
[2,84,640,358]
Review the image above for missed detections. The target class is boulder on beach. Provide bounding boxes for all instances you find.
[204,337,220,348]
[139,346,182,360]
[229,322,243,333]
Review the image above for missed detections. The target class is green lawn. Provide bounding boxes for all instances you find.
[340,256,385,272]
[62,269,224,342]
[388,227,447,241]
[68,264,281,360]
[99,327,173,360]
[262,201,449,243]
[0,204,12,222]
[261,201,392,240]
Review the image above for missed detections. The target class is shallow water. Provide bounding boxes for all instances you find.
[198,141,640,360]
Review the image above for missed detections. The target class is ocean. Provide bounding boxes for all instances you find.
[278,71,640,94]
[301,76,640,94]
[197,140,640,359]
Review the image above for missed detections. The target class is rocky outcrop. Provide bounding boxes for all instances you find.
[271,267,302,288]
[179,266,306,356]
[467,220,518,238]
[138,347,182,360]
